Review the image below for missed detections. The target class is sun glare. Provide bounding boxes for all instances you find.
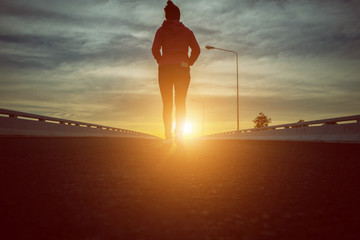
[172,121,193,135]
[183,122,193,135]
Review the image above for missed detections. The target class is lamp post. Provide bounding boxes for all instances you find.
[191,98,205,136]
[206,45,239,131]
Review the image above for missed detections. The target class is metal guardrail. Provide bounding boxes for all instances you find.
[206,114,360,137]
[0,108,157,138]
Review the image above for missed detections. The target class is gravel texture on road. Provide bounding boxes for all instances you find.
[1,137,360,240]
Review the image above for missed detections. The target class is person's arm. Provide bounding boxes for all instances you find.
[152,29,162,64]
[188,31,200,66]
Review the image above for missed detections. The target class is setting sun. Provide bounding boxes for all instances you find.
[172,121,193,135]
[183,122,193,135]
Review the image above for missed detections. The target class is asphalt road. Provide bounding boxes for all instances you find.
[1,137,360,240]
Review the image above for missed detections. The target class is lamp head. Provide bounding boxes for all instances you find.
[205,45,215,50]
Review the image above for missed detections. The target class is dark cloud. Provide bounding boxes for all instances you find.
[0,1,70,20]
[0,0,161,72]
[0,31,152,70]
[190,0,360,59]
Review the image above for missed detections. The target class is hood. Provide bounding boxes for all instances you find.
[160,20,186,34]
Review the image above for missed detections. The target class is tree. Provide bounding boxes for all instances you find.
[294,119,307,128]
[293,119,304,128]
[253,112,271,128]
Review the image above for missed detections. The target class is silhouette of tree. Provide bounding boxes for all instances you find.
[253,112,271,128]
[294,119,308,128]
[293,119,305,128]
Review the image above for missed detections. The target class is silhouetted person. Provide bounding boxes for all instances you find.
[152,0,200,145]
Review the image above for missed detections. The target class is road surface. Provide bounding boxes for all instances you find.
[1,137,360,239]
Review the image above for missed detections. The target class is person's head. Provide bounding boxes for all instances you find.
[164,0,180,21]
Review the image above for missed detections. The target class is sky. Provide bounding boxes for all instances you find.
[0,0,359,138]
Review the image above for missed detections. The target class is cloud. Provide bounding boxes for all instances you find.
[188,0,360,59]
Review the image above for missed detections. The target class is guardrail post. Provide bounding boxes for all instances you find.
[39,118,45,122]
[9,114,17,118]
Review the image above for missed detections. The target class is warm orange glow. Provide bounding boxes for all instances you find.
[171,121,193,136]
[183,122,193,135]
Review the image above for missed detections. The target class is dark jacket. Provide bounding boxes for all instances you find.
[152,20,200,66]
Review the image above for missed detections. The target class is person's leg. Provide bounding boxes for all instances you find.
[174,66,190,136]
[158,65,174,140]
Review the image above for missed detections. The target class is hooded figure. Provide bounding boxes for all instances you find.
[152,18,200,67]
[152,0,200,145]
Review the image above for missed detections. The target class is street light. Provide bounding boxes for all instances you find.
[191,98,205,136]
[206,45,239,131]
